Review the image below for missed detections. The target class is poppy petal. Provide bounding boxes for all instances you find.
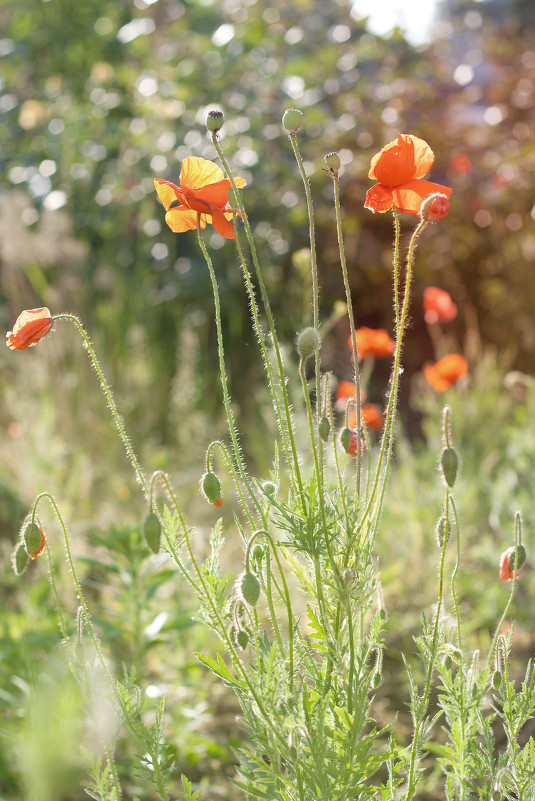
[187,180,233,210]
[364,184,394,213]
[154,179,181,211]
[179,157,225,190]
[410,136,436,179]
[370,134,417,186]
[165,208,207,233]
[210,207,236,239]
[392,179,452,215]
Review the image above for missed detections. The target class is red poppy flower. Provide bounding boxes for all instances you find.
[449,152,472,175]
[347,403,384,432]
[424,354,468,392]
[154,157,246,240]
[365,134,452,215]
[6,308,52,350]
[423,287,458,325]
[349,327,395,361]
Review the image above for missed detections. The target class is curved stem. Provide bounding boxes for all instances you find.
[487,511,522,671]
[205,440,256,529]
[195,217,262,518]
[52,314,148,498]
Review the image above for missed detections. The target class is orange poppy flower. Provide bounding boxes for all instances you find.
[347,403,384,432]
[365,134,452,215]
[423,287,457,325]
[499,546,526,582]
[6,307,52,350]
[154,157,246,240]
[424,354,468,392]
[349,327,395,361]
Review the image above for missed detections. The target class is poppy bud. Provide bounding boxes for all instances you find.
[237,630,249,649]
[492,670,502,690]
[440,446,458,487]
[492,792,501,801]
[296,327,320,360]
[318,416,330,442]
[423,193,450,222]
[252,544,264,563]
[372,671,382,689]
[201,471,223,507]
[142,512,161,554]
[11,540,29,576]
[324,152,341,172]
[499,544,526,581]
[340,427,362,456]
[282,108,303,133]
[237,571,261,607]
[444,655,452,672]
[262,481,276,496]
[24,522,46,559]
[206,109,224,133]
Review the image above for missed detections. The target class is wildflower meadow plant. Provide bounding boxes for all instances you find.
[7,112,535,801]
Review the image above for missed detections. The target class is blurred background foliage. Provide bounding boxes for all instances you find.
[2,0,535,797]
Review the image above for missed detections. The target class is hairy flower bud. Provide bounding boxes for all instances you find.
[318,416,330,442]
[296,327,320,360]
[237,630,249,649]
[206,109,224,133]
[11,540,29,576]
[282,108,303,133]
[24,521,46,559]
[142,512,161,554]
[436,514,450,548]
[421,193,450,222]
[237,571,261,607]
[202,471,223,507]
[440,446,458,487]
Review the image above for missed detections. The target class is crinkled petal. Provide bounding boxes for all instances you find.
[154,179,181,211]
[392,179,452,215]
[179,157,225,190]
[186,180,232,211]
[165,207,207,233]
[410,136,436,179]
[369,134,435,186]
[364,184,394,213]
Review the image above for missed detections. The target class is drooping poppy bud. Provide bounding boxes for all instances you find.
[237,571,261,607]
[318,416,330,442]
[12,540,29,576]
[24,521,46,559]
[340,427,362,456]
[202,471,223,507]
[441,446,459,488]
[7,308,52,350]
[142,512,161,554]
[423,193,450,222]
[499,545,526,582]
[237,630,249,649]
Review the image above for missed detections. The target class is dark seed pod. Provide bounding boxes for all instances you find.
[440,446,458,487]
[142,512,161,554]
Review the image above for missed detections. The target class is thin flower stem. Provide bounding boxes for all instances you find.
[392,210,401,334]
[331,170,362,496]
[52,314,148,498]
[288,131,322,460]
[195,217,262,518]
[205,440,256,529]
[211,132,307,512]
[487,511,522,671]
[359,214,429,544]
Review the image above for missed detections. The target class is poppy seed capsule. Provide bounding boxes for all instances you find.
[318,416,330,442]
[12,541,29,576]
[282,108,303,133]
[202,471,222,505]
[238,571,261,607]
[142,512,161,554]
[441,446,458,487]
[206,109,224,132]
[324,152,341,172]
[296,327,320,360]
[24,522,45,558]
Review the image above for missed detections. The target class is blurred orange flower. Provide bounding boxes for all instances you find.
[6,307,52,350]
[154,157,246,240]
[423,287,458,325]
[349,327,395,360]
[365,134,452,215]
[348,403,383,432]
[499,546,526,582]
[424,354,468,392]
[449,152,472,175]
